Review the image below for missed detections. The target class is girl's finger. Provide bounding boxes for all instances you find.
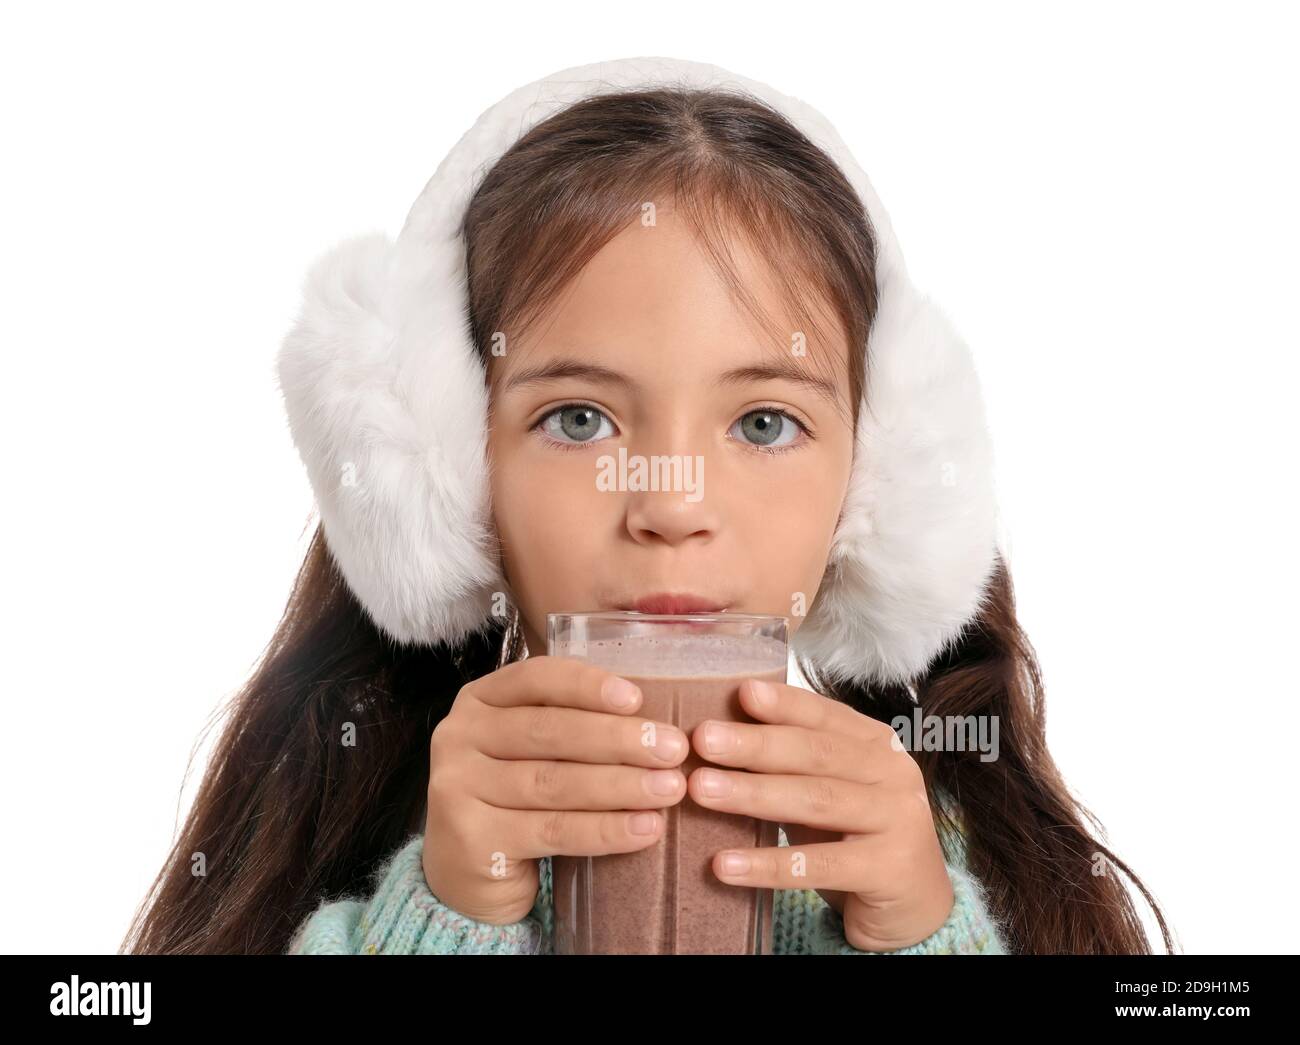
[474,756,686,811]
[711,836,886,894]
[739,678,887,744]
[477,704,689,768]
[690,720,891,783]
[689,768,889,835]
[513,807,670,860]
[465,653,647,714]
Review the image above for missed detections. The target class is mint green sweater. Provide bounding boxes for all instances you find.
[289,823,1009,955]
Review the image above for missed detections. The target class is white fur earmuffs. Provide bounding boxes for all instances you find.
[276,56,1002,687]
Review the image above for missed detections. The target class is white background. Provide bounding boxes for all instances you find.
[3,0,1296,954]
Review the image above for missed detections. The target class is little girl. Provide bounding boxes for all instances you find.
[122,57,1172,956]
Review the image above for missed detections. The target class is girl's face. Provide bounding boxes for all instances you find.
[486,204,856,656]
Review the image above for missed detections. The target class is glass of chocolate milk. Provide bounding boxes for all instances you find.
[546,611,788,955]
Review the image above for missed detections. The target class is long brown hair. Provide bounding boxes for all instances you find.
[123,86,1173,954]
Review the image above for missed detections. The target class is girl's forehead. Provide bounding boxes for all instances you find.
[483,204,855,408]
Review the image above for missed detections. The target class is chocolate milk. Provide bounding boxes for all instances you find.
[550,632,787,954]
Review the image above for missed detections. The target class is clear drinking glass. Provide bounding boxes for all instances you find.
[546,611,789,955]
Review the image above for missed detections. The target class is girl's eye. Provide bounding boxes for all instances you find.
[534,404,617,449]
[531,403,811,455]
[729,408,808,455]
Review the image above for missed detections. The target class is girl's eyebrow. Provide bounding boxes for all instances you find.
[500,356,837,400]
[717,362,838,401]
[501,358,636,394]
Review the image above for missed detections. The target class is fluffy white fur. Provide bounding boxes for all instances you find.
[275,56,1001,685]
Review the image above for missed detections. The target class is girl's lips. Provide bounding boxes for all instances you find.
[618,594,728,615]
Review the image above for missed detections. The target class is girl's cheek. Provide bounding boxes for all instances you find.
[745,495,840,610]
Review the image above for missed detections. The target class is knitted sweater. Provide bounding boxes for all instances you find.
[289,821,1010,955]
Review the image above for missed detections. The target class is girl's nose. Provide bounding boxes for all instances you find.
[620,460,719,547]
[625,493,719,547]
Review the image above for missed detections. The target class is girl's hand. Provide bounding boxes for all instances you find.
[687,678,955,952]
[422,655,689,925]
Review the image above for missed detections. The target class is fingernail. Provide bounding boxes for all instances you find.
[629,812,659,835]
[720,851,750,875]
[749,679,775,707]
[699,768,733,797]
[702,722,735,755]
[604,677,641,708]
[644,770,681,796]
[653,731,686,762]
